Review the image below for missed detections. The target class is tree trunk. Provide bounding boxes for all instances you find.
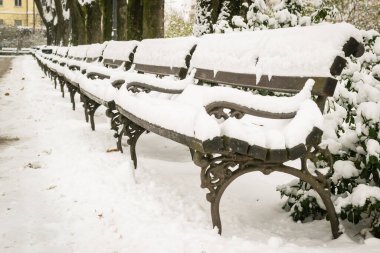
[142,0,164,39]
[211,0,222,24]
[86,1,103,43]
[102,0,113,41]
[68,0,87,45]
[117,0,128,40]
[127,0,143,40]
[34,0,55,45]
[54,0,70,45]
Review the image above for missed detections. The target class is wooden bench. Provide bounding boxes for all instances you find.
[79,36,197,142]
[113,23,364,239]
[64,43,107,110]
[78,40,139,130]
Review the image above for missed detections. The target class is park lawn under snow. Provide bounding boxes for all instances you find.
[0,56,379,253]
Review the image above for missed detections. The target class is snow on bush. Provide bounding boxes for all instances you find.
[279,30,380,238]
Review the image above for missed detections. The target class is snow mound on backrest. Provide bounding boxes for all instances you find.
[86,43,108,59]
[133,36,198,68]
[191,22,361,78]
[102,40,139,62]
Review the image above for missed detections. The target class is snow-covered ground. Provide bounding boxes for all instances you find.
[0,56,379,252]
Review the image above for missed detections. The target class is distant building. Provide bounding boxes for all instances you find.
[0,0,43,29]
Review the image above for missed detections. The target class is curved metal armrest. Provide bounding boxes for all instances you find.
[69,65,80,71]
[86,72,110,80]
[205,101,296,120]
[111,79,126,89]
[126,82,184,94]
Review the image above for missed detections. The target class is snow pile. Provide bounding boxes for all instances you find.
[332,160,360,184]
[357,102,380,123]
[86,42,108,59]
[336,185,380,212]
[77,0,95,6]
[374,37,380,55]
[56,46,69,57]
[367,139,380,158]
[133,36,198,68]
[67,45,90,59]
[116,79,322,149]
[191,23,361,78]
[115,87,221,141]
[176,79,315,114]
[102,40,139,62]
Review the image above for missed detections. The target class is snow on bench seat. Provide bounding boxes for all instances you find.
[175,80,314,114]
[115,86,220,142]
[115,81,322,158]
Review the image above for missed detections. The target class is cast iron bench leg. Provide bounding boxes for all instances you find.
[106,109,125,153]
[193,150,341,239]
[67,84,77,111]
[87,99,101,131]
[119,115,145,168]
[81,94,89,123]
[59,78,65,98]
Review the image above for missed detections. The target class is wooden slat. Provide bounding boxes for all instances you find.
[134,64,188,79]
[194,69,337,97]
[103,59,127,68]
[127,82,184,94]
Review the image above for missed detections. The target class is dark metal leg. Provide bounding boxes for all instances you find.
[67,84,77,111]
[192,150,341,239]
[54,76,58,89]
[87,99,101,131]
[53,76,57,88]
[81,94,89,123]
[106,109,125,152]
[119,115,145,169]
[59,78,65,98]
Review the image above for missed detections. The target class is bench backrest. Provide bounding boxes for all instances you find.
[56,46,69,58]
[191,23,363,102]
[133,36,198,79]
[101,40,139,69]
[67,45,90,60]
[86,42,108,63]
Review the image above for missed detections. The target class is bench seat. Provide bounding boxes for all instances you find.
[115,81,322,161]
[79,72,193,107]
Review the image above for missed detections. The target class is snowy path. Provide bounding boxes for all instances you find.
[0,56,379,252]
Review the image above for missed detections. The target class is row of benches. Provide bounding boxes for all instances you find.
[33,22,364,239]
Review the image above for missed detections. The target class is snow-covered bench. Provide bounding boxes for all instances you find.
[57,45,90,98]
[64,43,107,110]
[45,46,69,89]
[78,40,139,130]
[79,37,197,134]
[114,23,364,239]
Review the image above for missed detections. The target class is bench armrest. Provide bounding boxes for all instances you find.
[205,101,296,120]
[69,65,81,71]
[86,72,110,80]
[127,82,184,94]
